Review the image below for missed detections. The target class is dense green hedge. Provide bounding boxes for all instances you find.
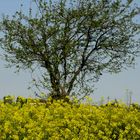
[0,96,140,140]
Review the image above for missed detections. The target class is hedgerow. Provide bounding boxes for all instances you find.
[0,96,140,140]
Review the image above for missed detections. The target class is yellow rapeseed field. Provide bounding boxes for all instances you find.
[0,97,140,140]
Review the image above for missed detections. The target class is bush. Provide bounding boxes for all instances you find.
[3,95,15,104]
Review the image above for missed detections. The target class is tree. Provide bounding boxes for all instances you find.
[0,0,140,99]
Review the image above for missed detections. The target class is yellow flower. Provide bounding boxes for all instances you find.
[12,135,19,140]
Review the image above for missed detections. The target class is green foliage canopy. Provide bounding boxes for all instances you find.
[0,0,140,99]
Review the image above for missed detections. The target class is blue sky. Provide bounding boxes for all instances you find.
[0,0,140,103]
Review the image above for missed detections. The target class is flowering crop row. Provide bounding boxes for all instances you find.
[0,97,140,140]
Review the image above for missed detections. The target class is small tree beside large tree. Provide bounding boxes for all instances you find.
[0,0,140,99]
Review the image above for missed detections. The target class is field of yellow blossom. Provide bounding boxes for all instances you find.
[0,96,140,140]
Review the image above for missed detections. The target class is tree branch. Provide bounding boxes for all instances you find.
[67,26,92,94]
[85,29,109,62]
